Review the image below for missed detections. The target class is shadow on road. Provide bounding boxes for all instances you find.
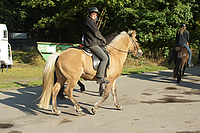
[0,85,113,116]
[127,66,200,90]
[0,86,85,116]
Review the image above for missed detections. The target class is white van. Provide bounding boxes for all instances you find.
[0,24,13,71]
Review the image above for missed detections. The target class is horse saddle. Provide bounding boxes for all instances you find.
[82,46,110,77]
[175,46,189,55]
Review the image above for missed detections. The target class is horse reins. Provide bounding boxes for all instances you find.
[107,33,140,53]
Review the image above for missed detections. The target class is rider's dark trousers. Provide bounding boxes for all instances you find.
[89,45,108,78]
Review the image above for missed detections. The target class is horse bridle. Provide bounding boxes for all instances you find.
[108,33,140,53]
[129,34,140,51]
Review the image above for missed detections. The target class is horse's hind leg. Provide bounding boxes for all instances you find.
[111,80,123,110]
[78,81,85,93]
[64,79,83,114]
[54,71,65,99]
[58,85,65,99]
[177,70,181,83]
[52,81,64,115]
[99,83,105,96]
[177,64,182,83]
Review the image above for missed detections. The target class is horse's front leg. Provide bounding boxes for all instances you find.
[111,80,123,110]
[52,82,62,115]
[91,81,113,115]
[181,65,186,77]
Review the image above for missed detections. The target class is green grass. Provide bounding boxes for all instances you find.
[0,49,45,91]
[121,57,172,75]
[0,64,44,91]
[122,65,169,75]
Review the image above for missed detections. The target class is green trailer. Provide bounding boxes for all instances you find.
[37,42,79,61]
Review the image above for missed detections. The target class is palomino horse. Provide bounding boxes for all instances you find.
[172,46,189,83]
[38,30,143,115]
[57,33,119,99]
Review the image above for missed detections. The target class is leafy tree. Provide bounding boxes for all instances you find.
[0,0,27,32]
[104,0,195,58]
[0,0,199,58]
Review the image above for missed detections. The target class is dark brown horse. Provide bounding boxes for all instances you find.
[172,46,189,83]
[38,30,143,115]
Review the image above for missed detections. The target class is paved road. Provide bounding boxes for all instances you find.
[0,65,200,133]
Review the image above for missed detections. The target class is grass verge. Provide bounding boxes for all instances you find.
[0,63,44,91]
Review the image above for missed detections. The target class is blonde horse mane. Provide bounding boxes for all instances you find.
[107,31,127,47]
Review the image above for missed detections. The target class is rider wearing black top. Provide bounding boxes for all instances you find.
[168,24,192,67]
[83,7,110,84]
[176,25,189,45]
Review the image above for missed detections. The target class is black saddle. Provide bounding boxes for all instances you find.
[82,46,110,77]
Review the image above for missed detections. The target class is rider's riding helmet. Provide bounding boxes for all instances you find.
[88,7,99,14]
[181,23,186,27]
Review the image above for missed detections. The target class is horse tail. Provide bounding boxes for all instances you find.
[38,52,60,109]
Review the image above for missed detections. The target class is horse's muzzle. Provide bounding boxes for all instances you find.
[136,49,143,57]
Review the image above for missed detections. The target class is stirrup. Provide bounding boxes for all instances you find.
[97,77,110,84]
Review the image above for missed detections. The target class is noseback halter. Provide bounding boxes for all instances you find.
[129,34,140,51]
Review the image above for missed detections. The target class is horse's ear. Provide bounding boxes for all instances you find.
[131,30,136,38]
[128,30,136,37]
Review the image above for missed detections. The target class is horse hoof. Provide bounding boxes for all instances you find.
[57,110,61,115]
[117,105,123,110]
[52,110,61,115]
[77,111,84,116]
[91,107,97,115]
[74,106,83,114]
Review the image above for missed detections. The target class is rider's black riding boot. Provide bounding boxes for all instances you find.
[97,77,110,84]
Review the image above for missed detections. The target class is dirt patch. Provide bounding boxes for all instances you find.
[0,123,14,129]
[141,95,200,104]
[7,131,22,133]
[179,89,200,95]
[176,131,200,133]
[141,92,153,95]
[58,118,72,125]
[164,87,178,90]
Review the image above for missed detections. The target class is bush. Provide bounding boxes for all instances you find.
[12,49,45,66]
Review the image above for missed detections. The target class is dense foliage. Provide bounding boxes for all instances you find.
[0,0,199,58]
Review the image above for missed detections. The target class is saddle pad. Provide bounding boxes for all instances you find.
[82,47,110,75]
[83,50,92,56]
